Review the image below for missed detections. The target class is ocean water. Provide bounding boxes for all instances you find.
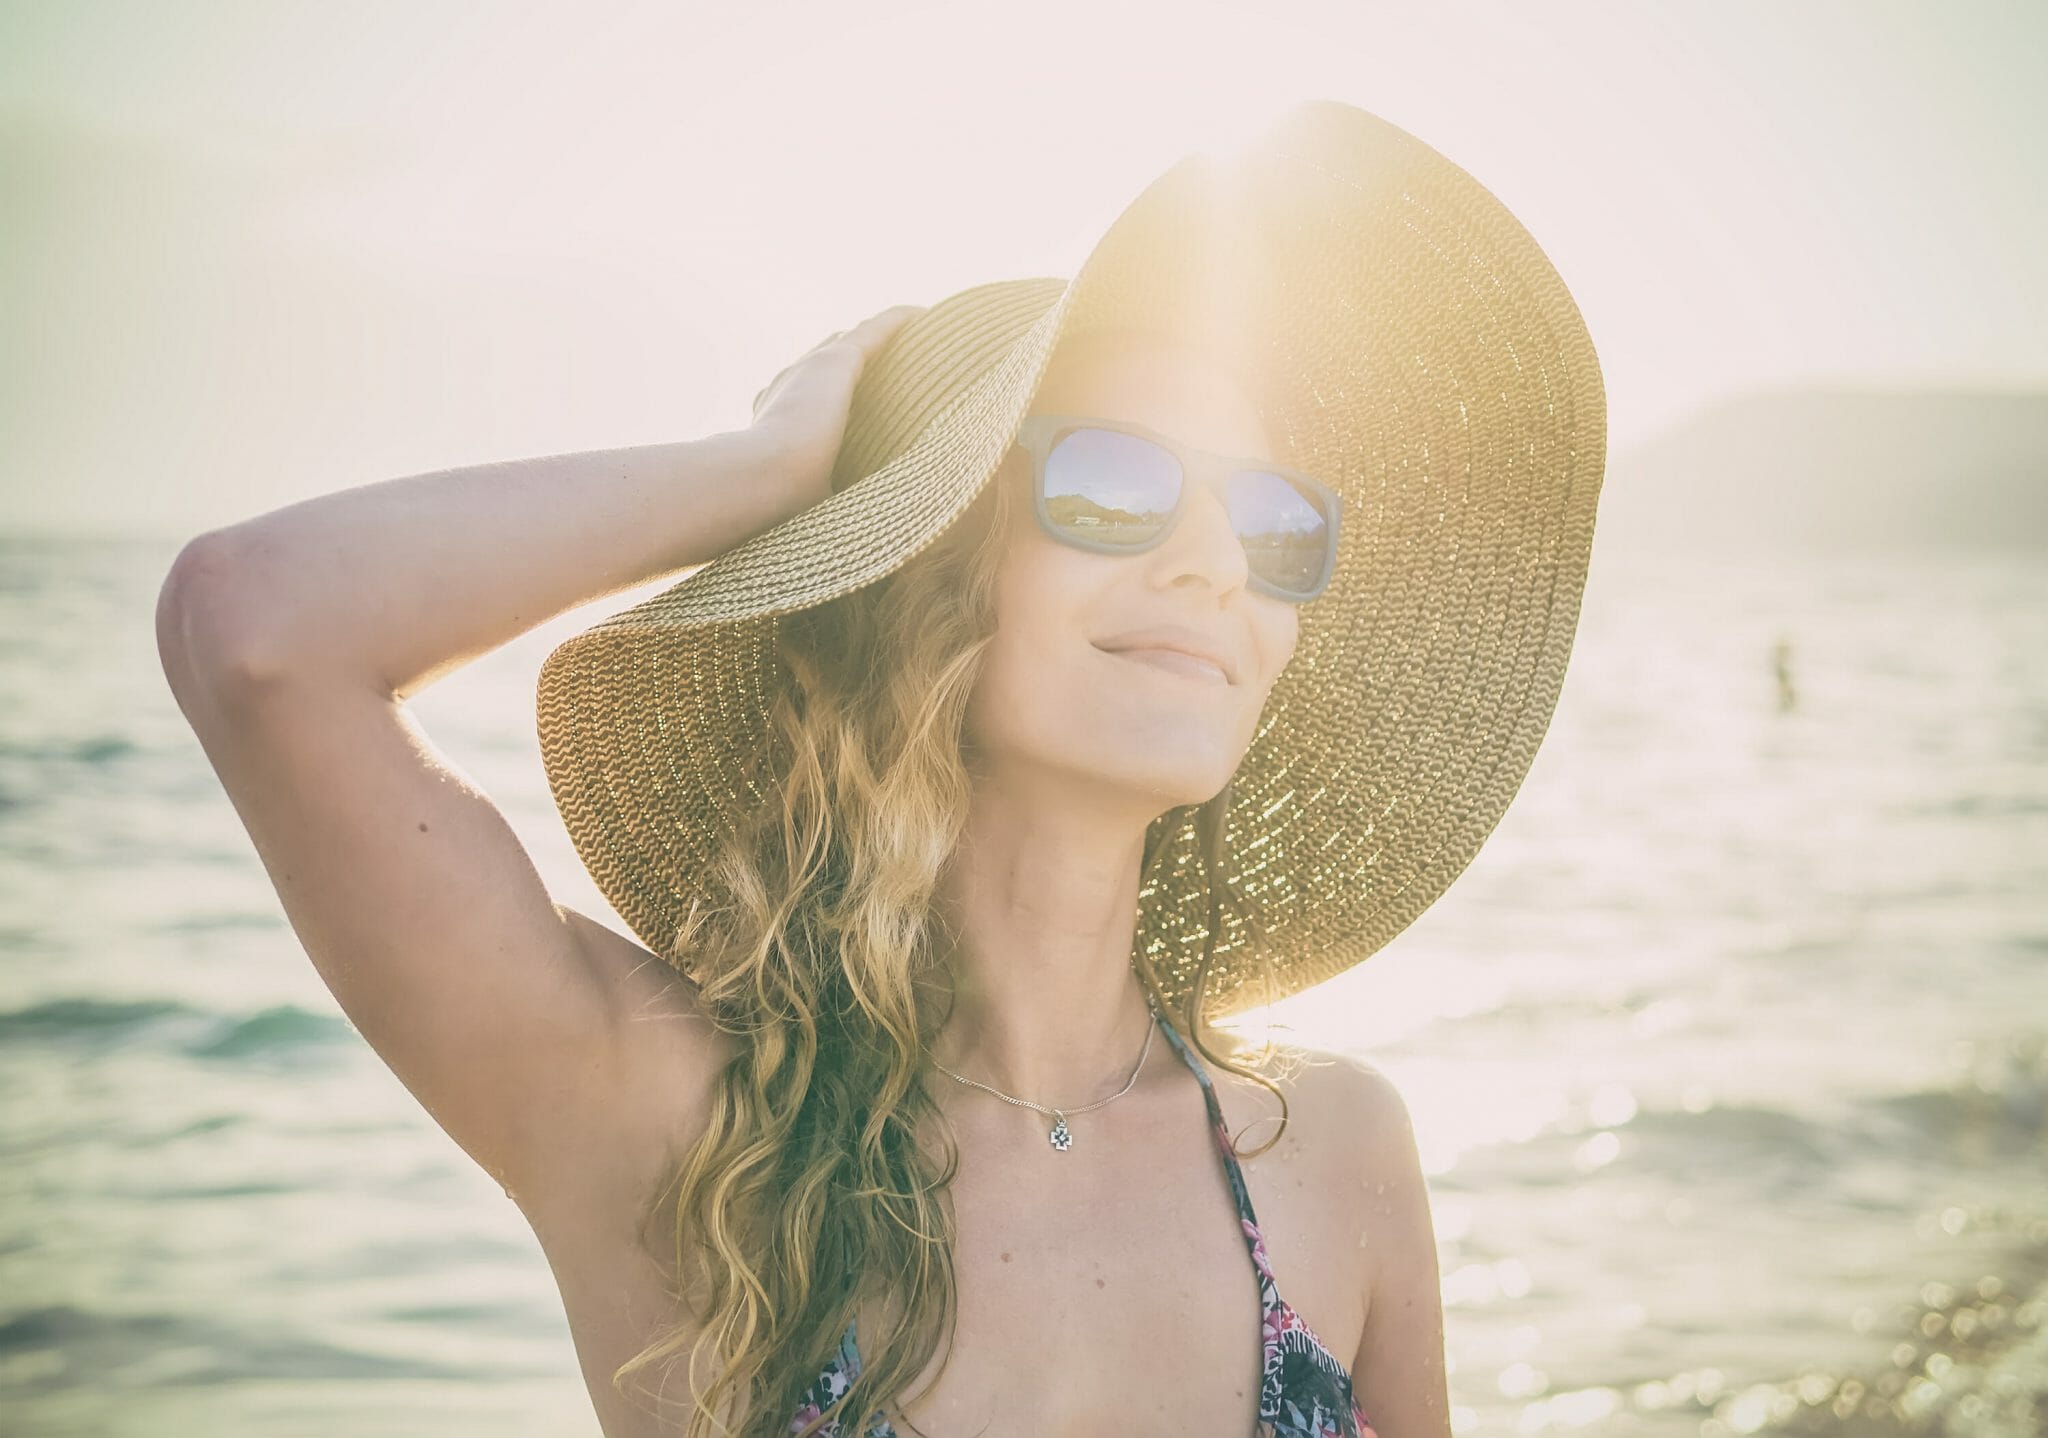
[1,533,2044,1437]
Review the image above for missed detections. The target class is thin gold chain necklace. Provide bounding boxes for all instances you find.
[927,991,1161,1153]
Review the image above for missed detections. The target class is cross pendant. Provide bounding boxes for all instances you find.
[1048,1114,1072,1151]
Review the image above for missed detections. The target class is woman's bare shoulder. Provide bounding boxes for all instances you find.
[1199,1027,1412,1161]
[1288,1043,1416,1167]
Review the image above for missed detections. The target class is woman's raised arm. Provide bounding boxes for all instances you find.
[153,304,922,1218]
[169,425,804,701]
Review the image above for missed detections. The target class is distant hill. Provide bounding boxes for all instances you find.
[1598,387,2048,552]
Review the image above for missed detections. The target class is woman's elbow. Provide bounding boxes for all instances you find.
[156,528,291,702]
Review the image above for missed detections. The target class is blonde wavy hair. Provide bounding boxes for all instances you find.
[610,423,1305,1438]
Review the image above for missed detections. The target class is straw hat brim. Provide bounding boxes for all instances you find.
[536,100,1608,1023]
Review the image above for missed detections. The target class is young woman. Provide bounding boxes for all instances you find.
[157,101,1604,1438]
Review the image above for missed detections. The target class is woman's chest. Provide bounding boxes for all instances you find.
[858,1164,1264,1435]
[852,1101,1366,1436]
[533,1056,1374,1438]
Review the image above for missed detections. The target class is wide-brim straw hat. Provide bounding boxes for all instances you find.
[536,99,1607,1024]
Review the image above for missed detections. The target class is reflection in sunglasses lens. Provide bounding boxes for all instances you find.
[1042,428,1181,546]
[1228,469,1329,596]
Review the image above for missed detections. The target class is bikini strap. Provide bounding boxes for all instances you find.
[1150,1008,1267,1239]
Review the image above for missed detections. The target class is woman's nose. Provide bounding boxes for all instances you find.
[1152,477,1250,593]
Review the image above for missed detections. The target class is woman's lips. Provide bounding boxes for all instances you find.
[1101,646,1231,685]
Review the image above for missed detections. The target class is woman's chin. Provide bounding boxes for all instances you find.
[1090,760,1242,813]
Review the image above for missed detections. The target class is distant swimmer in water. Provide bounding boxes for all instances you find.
[1773,633,1798,712]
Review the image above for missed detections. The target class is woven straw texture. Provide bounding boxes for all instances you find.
[535,100,1608,1023]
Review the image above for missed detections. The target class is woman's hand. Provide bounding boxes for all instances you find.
[748,303,927,513]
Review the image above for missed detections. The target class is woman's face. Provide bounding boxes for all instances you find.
[963,332,1300,814]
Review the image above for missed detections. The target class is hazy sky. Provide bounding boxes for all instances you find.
[3,0,2043,534]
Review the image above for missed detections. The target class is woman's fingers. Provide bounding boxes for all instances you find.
[752,305,926,418]
[865,303,926,333]
[820,305,921,356]
[848,305,923,344]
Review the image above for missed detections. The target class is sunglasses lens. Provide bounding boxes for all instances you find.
[1041,427,1182,546]
[1226,470,1334,597]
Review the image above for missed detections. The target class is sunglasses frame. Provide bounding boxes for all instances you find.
[1010,413,1345,603]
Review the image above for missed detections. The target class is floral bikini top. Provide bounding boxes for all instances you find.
[790,1009,1378,1438]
